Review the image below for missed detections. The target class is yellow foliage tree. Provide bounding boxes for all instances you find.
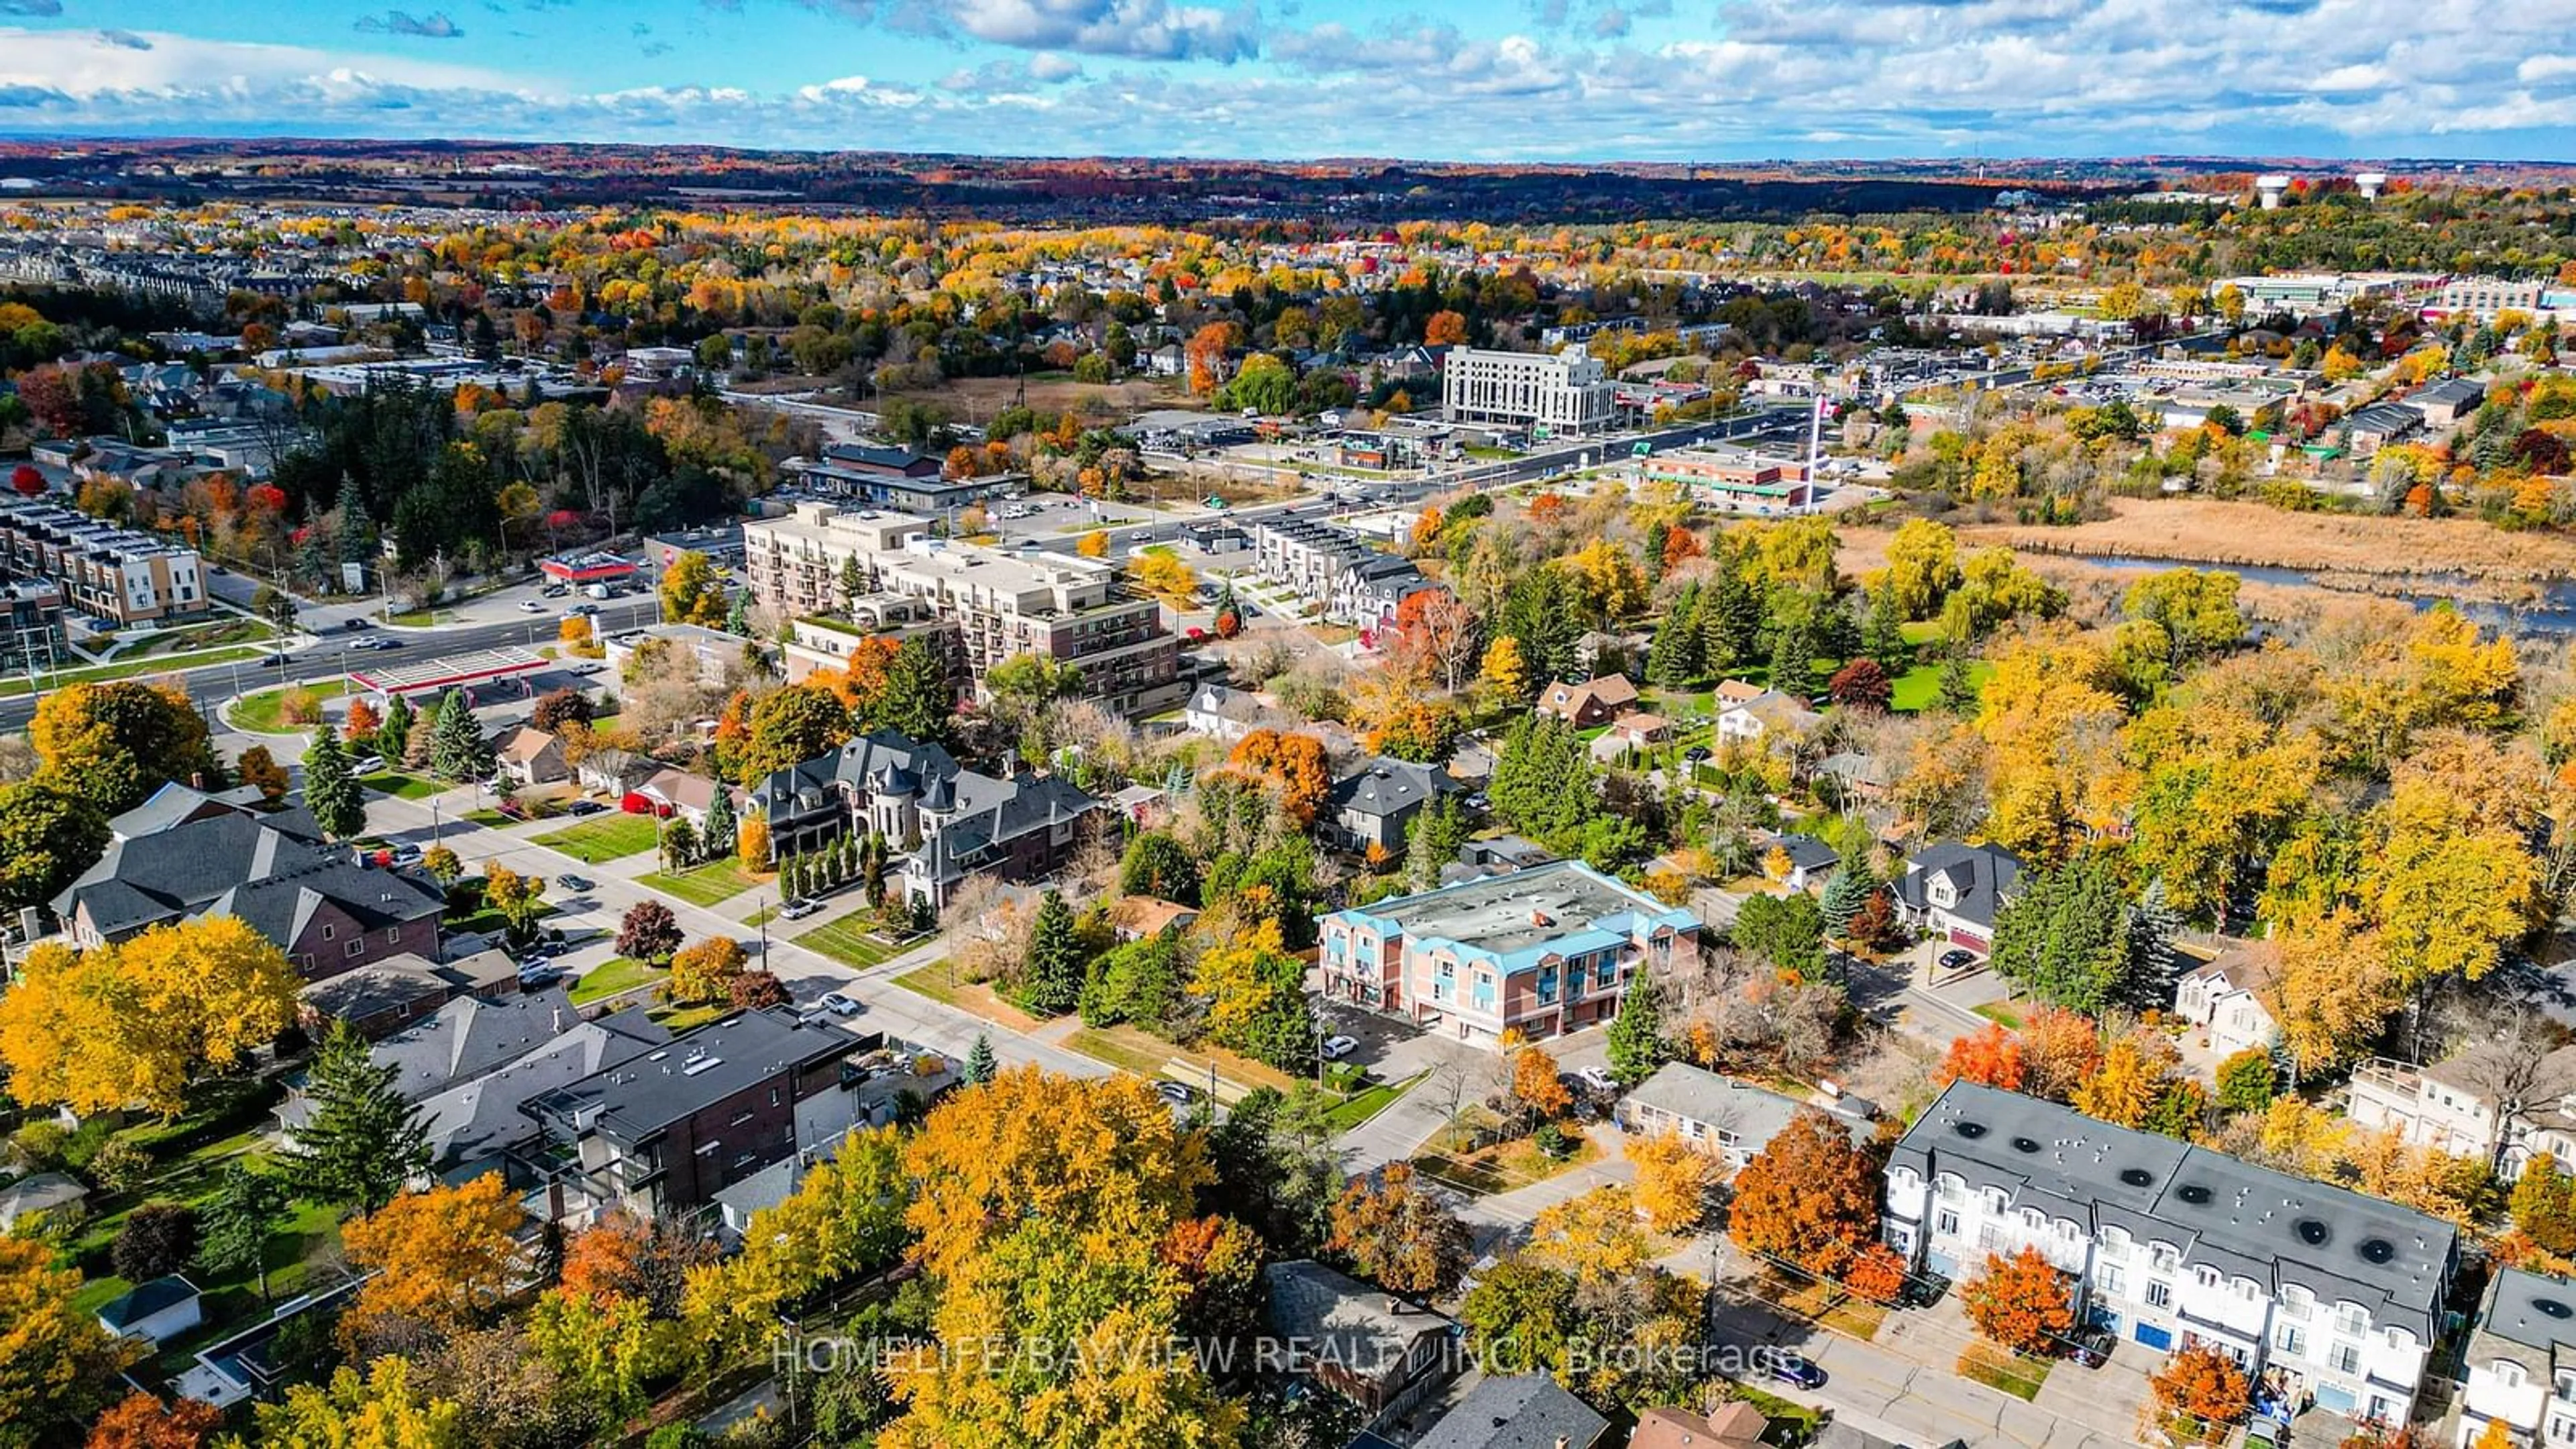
[1976,629,2133,861]
[2072,1035,2174,1128]
[1528,1185,1650,1282]
[0,917,298,1118]
[1629,1132,1715,1232]
[339,1173,523,1348]
[2256,910,2402,1075]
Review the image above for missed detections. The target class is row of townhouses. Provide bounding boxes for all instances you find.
[0,495,210,627]
[743,502,1184,718]
[1244,515,1433,630]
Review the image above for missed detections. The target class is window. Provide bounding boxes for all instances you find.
[2193,1265,2220,1289]
[2498,1362,2528,1390]
[2277,1324,2306,1357]
[2096,1265,2125,1297]
[731,1111,755,1128]
[344,940,364,958]
[2336,1306,2369,1338]
[2330,1344,2360,1375]
[1978,1224,2001,1251]
[2280,1289,2313,1321]
[1936,1209,1960,1237]
[2149,1244,2180,1273]
[2146,1281,2173,1309]
[386,927,400,945]
[321,923,335,941]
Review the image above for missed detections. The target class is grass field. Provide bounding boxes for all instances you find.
[533,814,661,863]
[1974,1001,2028,1030]
[571,955,664,1006]
[1065,1022,1297,1094]
[893,960,1042,1031]
[796,916,906,971]
[360,771,442,800]
[123,616,278,658]
[1889,659,1992,712]
[637,858,764,907]
[1413,1133,1604,1195]
[226,682,335,733]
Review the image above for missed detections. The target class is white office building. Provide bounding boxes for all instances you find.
[1887,1083,2457,1428]
[1440,345,1617,435]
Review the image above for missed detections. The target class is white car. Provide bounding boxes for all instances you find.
[518,599,545,612]
[778,898,822,920]
[1576,1066,1617,1094]
[352,754,386,774]
[819,991,861,1016]
[1320,1034,1359,1061]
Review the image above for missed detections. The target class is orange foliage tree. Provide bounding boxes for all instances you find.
[1939,1022,2027,1091]
[1424,311,1468,347]
[338,1173,523,1348]
[2018,1006,2103,1103]
[1727,1108,1881,1275]
[1511,1043,1572,1120]
[2151,1342,2252,1424]
[342,698,382,745]
[1225,729,1331,826]
[86,1393,223,1449]
[1326,1161,1473,1297]
[1961,1246,2074,1355]
[1842,1243,1910,1303]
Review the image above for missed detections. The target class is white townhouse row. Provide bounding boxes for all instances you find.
[1886,1082,2459,1429]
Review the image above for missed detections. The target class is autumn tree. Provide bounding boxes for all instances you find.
[1424,310,1468,346]
[343,696,384,745]
[340,1173,525,1350]
[250,1357,465,1449]
[1226,728,1331,826]
[2151,1343,2251,1424]
[683,1128,910,1358]
[657,550,729,627]
[1939,1022,2027,1092]
[668,936,748,1004]
[1961,1246,2074,1355]
[234,745,289,802]
[2513,1153,2576,1255]
[480,863,547,941]
[1511,1042,1573,1122]
[30,680,219,816]
[1728,1108,1881,1275]
[1629,1132,1715,1232]
[2074,1033,2181,1129]
[738,683,854,784]
[1874,518,1962,619]
[0,917,298,1118]
[284,1020,431,1210]
[614,899,682,963]
[0,1236,138,1442]
[1327,1162,1474,1297]
[1190,919,1315,1071]
[85,1392,223,1449]
[0,780,107,910]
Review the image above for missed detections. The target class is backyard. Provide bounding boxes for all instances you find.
[570,955,665,1007]
[533,813,662,863]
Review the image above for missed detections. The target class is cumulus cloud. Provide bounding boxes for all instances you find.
[354,9,464,38]
[816,0,1258,61]
[1,0,2572,160]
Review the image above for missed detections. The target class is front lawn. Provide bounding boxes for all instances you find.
[892,959,1042,1031]
[227,683,333,735]
[797,917,908,971]
[1768,1272,1889,1340]
[571,956,665,1006]
[637,858,763,908]
[1974,1001,2027,1030]
[1324,1070,1426,1131]
[533,813,661,863]
[359,771,443,800]
[1413,1131,1604,1195]
[1066,1022,1299,1094]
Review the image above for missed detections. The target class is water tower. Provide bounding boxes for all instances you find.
[2255,175,2291,209]
[2354,172,2387,201]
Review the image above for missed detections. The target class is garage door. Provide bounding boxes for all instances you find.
[1948,927,1990,951]
[2133,1322,2172,1351]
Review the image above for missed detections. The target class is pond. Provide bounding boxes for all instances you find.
[2073,553,2576,637]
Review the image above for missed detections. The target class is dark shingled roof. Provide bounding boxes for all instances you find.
[1892,839,2024,932]
[54,802,438,943]
[1329,757,1460,821]
[97,1275,198,1330]
[1415,1375,1608,1449]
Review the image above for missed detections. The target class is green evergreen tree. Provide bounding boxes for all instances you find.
[863,829,888,905]
[429,689,494,782]
[1819,865,1875,939]
[2125,878,2184,1009]
[965,1032,997,1086]
[1118,830,1199,904]
[1646,582,1704,688]
[1604,969,1667,1087]
[1732,892,1827,980]
[724,590,751,636]
[1863,582,1909,672]
[195,1161,290,1303]
[1403,796,1470,894]
[283,1021,431,1211]
[1767,614,1817,700]
[1934,649,1980,714]
[1022,888,1085,1016]
[1986,853,2131,1013]
[875,637,953,745]
[702,783,737,859]
[335,474,374,566]
[1701,560,1763,672]
[301,725,366,840]
[376,692,414,762]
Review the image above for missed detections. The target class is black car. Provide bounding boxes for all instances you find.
[258,654,286,668]
[1765,1352,1825,1389]
[341,616,372,631]
[2068,1326,2116,1368]
[1937,948,1978,971]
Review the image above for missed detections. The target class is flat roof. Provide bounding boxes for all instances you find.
[2483,1267,2576,1355]
[1335,859,1697,963]
[351,645,547,695]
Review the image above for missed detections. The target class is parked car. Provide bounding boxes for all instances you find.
[386,843,422,865]
[555,874,594,893]
[518,600,545,613]
[794,1002,832,1026]
[1766,1353,1825,1389]
[1155,1080,1197,1105]
[1683,745,1712,763]
[819,991,862,1017]
[1576,1066,1617,1095]
[258,654,286,668]
[1937,949,1978,971]
[779,898,822,920]
[341,616,371,631]
[517,965,564,989]
[352,754,386,775]
[2068,1326,2116,1368]
[540,584,570,598]
[566,800,608,816]
[1320,1034,1359,1061]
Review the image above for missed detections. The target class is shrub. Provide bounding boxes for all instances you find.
[86,1138,154,1196]
[1534,1123,1573,1159]
[278,687,323,726]
[112,1201,199,1281]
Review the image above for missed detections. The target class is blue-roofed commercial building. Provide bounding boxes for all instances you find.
[1887,1081,2459,1428]
[1317,860,1700,1050]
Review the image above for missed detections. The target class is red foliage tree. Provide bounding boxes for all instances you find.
[9,464,43,498]
[1827,657,1892,712]
[2151,1342,2252,1424]
[1727,1108,1882,1275]
[87,1393,223,1449]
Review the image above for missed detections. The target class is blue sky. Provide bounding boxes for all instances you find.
[1,0,2572,162]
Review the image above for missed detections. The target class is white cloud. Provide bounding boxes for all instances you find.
[354,10,465,38]
[815,0,1258,60]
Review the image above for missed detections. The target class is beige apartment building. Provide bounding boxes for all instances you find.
[0,498,208,627]
[1440,345,1617,435]
[743,502,1183,718]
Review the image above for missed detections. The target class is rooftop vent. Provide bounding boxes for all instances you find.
[2176,1184,2213,1205]
[2119,1168,2155,1188]
[2296,1219,2330,1247]
[1953,1120,1987,1140]
[2010,1136,2042,1155]
[2359,1238,2396,1265]
[2538,1298,2572,1320]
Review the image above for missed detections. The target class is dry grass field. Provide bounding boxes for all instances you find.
[1957,497,2576,582]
